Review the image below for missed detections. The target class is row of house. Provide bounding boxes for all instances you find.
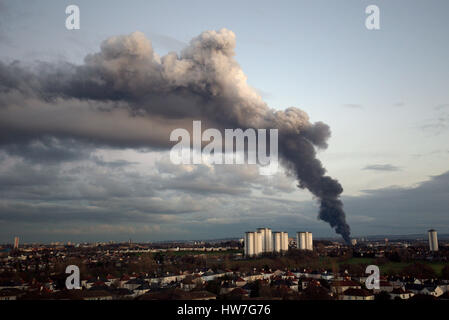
[2,265,449,300]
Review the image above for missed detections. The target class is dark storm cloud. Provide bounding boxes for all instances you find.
[0,199,194,224]
[0,150,296,228]
[363,164,401,172]
[1,137,92,164]
[0,161,62,191]
[343,171,449,233]
[154,160,295,196]
[0,29,350,241]
[91,156,138,168]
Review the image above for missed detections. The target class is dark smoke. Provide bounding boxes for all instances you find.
[0,29,351,241]
[278,133,351,243]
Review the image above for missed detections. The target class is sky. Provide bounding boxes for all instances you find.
[0,0,448,243]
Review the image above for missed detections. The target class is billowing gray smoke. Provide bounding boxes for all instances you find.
[0,29,351,242]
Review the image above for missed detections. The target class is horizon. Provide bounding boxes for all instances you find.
[4,230,448,245]
[1,1,449,243]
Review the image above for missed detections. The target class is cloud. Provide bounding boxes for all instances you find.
[0,0,12,45]
[344,171,449,234]
[2,135,449,241]
[362,164,401,172]
[0,148,297,235]
[146,32,187,52]
[341,103,363,109]
[1,137,93,164]
[418,104,449,135]
[435,104,449,110]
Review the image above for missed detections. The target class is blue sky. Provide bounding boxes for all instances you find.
[1,1,449,242]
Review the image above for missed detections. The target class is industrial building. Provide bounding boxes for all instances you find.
[272,231,289,253]
[281,232,288,252]
[244,231,264,257]
[272,232,281,253]
[244,228,288,257]
[244,232,255,257]
[257,228,273,252]
[296,232,313,251]
[428,229,438,252]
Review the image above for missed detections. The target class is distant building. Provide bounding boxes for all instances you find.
[296,232,313,251]
[307,232,312,251]
[281,232,289,252]
[351,239,357,246]
[272,232,282,253]
[428,229,438,252]
[244,231,263,257]
[271,231,288,253]
[255,231,263,255]
[257,228,273,252]
[244,232,255,257]
[340,288,374,301]
[13,237,19,250]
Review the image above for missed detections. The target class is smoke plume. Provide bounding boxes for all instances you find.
[0,29,351,242]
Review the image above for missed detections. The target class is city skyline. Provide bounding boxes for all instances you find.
[4,228,447,246]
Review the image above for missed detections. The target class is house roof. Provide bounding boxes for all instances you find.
[391,287,412,294]
[182,277,194,284]
[241,283,252,290]
[125,278,146,285]
[79,290,113,298]
[0,288,23,297]
[228,288,249,296]
[405,284,425,291]
[111,288,134,296]
[332,280,361,287]
[138,289,216,300]
[222,282,237,288]
[89,285,111,291]
[379,281,393,287]
[135,283,151,290]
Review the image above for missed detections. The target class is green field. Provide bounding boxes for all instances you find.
[342,257,376,265]
[166,249,243,256]
[334,257,447,277]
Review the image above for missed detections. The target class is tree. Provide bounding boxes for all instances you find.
[386,251,402,263]
[441,265,449,280]
[401,263,436,279]
[205,280,221,295]
[300,285,333,300]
